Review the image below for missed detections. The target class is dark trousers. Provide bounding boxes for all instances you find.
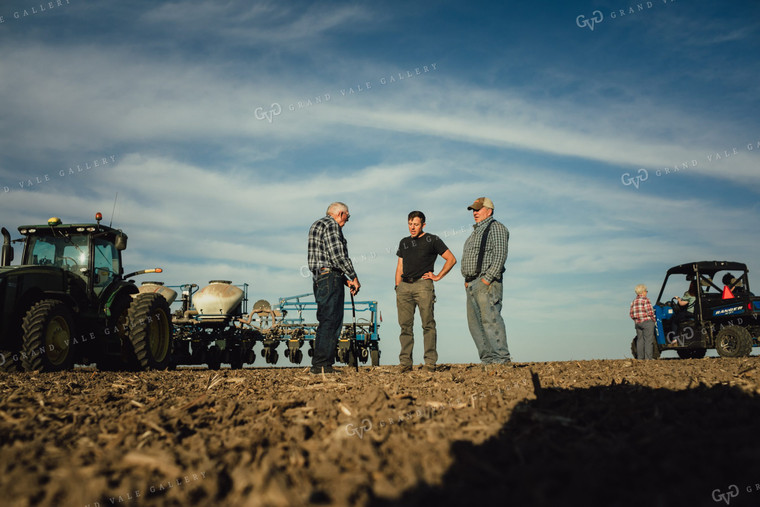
[312,271,345,368]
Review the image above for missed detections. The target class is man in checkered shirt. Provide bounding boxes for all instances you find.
[461,197,510,366]
[307,202,360,374]
[630,284,656,359]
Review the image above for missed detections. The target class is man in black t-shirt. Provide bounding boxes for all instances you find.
[395,211,457,372]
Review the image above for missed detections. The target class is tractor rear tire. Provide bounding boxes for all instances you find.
[0,350,21,372]
[715,326,752,358]
[21,299,75,372]
[127,293,172,370]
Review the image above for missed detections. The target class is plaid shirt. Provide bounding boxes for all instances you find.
[307,215,357,280]
[629,295,655,323]
[460,216,509,283]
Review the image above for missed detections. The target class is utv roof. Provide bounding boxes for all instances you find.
[666,261,748,276]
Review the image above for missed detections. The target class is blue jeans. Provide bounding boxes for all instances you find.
[466,279,510,364]
[313,271,345,368]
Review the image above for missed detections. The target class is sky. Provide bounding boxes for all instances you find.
[1,0,759,366]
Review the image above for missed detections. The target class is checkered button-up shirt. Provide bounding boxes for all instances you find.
[307,215,357,280]
[629,295,655,323]
[461,216,509,283]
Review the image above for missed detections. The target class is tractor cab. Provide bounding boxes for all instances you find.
[18,215,127,299]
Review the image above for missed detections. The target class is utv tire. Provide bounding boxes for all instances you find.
[677,348,707,359]
[21,299,75,372]
[631,336,660,360]
[127,293,172,370]
[715,326,752,358]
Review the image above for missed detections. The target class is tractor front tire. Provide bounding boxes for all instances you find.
[370,348,380,366]
[21,299,75,372]
[127,293,172,370]
[715,326,752,358]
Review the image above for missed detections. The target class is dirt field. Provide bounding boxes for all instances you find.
[2,358,760,507]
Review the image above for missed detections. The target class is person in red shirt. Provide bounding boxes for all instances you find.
[630,284,656,359]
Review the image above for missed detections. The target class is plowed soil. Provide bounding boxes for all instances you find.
[2,358,760,507]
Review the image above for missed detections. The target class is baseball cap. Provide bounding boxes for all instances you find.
[467,197,494,210]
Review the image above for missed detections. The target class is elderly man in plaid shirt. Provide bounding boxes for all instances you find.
[461,197,510,366]
[308,202,360,374]
[630,284,656,359]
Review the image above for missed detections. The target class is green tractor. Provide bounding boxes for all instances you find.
[0,213,173,372]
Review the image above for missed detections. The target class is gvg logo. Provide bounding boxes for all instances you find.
[712,485,739,505]
[345,419,372,439]
[621,168,648,189]
[254,103,282,123]
[576,10,604,31]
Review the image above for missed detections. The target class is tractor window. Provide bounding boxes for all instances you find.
[27,235,88,273]
[27,237,56,266]
[93,238,119,296]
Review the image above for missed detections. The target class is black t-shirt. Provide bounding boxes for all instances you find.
[396,233,449,278]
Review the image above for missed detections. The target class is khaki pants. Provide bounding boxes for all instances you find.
[396,279,437,366]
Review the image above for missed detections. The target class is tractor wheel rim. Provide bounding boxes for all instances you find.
[148,314,170,361]
[45,316,70,366]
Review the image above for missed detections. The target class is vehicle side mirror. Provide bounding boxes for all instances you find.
[115,234,127,251]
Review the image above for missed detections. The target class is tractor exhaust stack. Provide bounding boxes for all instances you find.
[1,228,13,267]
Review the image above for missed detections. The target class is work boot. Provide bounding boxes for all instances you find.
[397,364,412,373]
[422,364,437,372]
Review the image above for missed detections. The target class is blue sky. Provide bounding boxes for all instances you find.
[1,0,759,365]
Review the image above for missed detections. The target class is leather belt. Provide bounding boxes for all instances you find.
[317,267,342,276]
[401,276,421,283]
[465,275,502,283]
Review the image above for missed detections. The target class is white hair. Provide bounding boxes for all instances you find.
[326,202,348,215]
